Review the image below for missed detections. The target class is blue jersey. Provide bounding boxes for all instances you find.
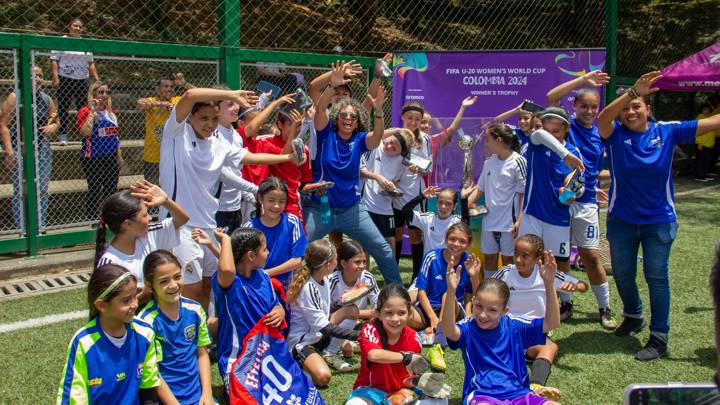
[605,120,697,224]
[212,270,279,380]
[245,213,308,285]
[80,108,120,158]
[311,124,369,208]
[57,318,160,404]
[523,139,581,226]
[447,316,545,400]
[138,298,211,405]
[513,127,529,148]
[567,115,604,204]
[415,249,472,308]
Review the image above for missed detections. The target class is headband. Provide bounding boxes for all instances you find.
[97,272,132,301]
[401,105,425,116]
[541,112,569,125]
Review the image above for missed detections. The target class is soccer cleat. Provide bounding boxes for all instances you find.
[635,335,668,361]
[322,351,357,372]
[614,316,646,337]
[559,301,574,321]
[599,307,618,330]
[427,344,447,372]
[530,383,561,401]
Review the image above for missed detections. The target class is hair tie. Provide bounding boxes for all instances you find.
[98,217,106,226]
[401,105,425,116]
[97,272,132,301]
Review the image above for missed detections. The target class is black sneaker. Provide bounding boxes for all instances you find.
[599,307,618,330]
[635,334,668,361]
[614,316,646,337]
[559,301,574,321]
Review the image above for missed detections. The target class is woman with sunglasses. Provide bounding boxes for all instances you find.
[77,81,122,222]
[305,62,402,284]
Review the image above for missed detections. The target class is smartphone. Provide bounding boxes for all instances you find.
[280,87,313,115]
[624,383,719,405]
[521,100,544,114]
[256,80,282,99]
[402,155,432,174]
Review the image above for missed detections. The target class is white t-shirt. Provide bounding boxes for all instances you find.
[410,212,461,254]
[50,39,94,80]
[159,107,247,228]
[215,125,257,212]
[96,218,180,284]
[490,264,579,319]
[288,276,331,350]
[477,152,527,232]
[394,132,432,209]
[328,269,380,310]
[362,147,405,215]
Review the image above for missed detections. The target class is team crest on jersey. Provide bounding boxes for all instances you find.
[116,372,126,382]
[649,136,662,149]
[184,325,197,341]
[88,377,102,387]
[136,364,144,379]
[624,138,633,146]
[185,263,194,273]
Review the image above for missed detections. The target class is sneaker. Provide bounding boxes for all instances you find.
[694,177,711,182]
[530,383,561,401]
[559,301,574,321]
[599,307,618,330]
[614,316,646,337]
[427,344,447,372]
[635,335,668,361]
[322,351,356,372]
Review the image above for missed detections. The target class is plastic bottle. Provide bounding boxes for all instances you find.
[320,194,331,225]
[559,188,577,205]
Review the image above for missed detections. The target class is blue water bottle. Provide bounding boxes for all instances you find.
[559,188,577,205]
[559,170,584,205]
[320,194,331,225]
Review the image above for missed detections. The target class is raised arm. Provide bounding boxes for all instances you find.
[437,96,478,148]
[493,101,525,124]
[309,60,362,104]
[539,251,561,333]
[214,229,235,289]
[530,129,585,172]
[365,85,387,150]
[129,180,189,229]
[597,71,662,139]
[314,62,352,131]
[546,70,609,107]
[364,54,392,112]
[175,88,257,124]
[245,94,295,138]
[0,93,17,168]
[441,260,463,342]
[697,113,720,136]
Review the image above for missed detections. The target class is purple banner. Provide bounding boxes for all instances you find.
[391,49,606,189]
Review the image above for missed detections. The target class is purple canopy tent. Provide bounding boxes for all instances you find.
[654,42,720,91]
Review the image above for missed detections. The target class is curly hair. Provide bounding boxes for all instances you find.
[328,98,369,134]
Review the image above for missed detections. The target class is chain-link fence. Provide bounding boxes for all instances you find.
[0,49,22,235]
[28,52,220,231]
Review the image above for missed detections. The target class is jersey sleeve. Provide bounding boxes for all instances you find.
[514,317,546,349]
[56,337,89,405]
[477,165,487,192]
[163,107,186,140]
[514,155,528,194]
[289,215,308,259]
[358,132,370,154]
[667,120,699,145]
[226,142,249,168]
[358,322,384,355]
[408,210,424,229]
[76,106,90,129]
[300,284,330,332]
[414,253,434,292]
[196,306,212,348]
[554,271,580,289]
[146,218,180,252]
[140,332,162,389]
[364,273,380,309]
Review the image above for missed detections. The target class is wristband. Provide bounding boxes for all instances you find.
[401,352,413,365]
[375,114,384,119]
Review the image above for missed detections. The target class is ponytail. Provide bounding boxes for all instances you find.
[94,221,108,269]
[95,190,142,268]
[287,239,335,303]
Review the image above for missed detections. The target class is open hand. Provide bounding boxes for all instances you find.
[129,180,167,206]
[367,85,386,111]
[539,250,558,284]
[461,96,477,108]
[330,61,352,88]
[583,70,611,87]
[191,228,214,247]
[633,71,663,97]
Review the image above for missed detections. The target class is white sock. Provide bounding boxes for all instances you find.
[591,282,610,309]
[559,290,573,303]
[325,318,357,354]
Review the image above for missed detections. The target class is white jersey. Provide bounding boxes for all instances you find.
[394,132,432,209]
[410,212,461,254]
[490,264,579,319]
[215,125,257,212]
[50,38,94,80]
[328,269,380,310]
[159,107,247,228]
[288,276,331,350]
[477,152,527,232]
[362,147,405,215]
[97,218,180,284]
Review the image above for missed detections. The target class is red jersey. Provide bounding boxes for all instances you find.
[267,135,312,219]
[354,322,422,394]
[238,127,281,185]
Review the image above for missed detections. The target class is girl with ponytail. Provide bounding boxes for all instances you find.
[287,239,360,387]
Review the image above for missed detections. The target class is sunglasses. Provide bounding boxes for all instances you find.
[339,111,358,121]
[96,89,111,95]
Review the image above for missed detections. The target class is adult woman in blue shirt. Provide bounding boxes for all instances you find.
[304,62,401,284]
[597,71,720,361]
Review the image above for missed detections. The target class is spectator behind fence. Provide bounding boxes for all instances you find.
[77,81,122,223]
[255,42,298,95]
[0,67,59,231]
[137,73,194,186]
[50,17,98,146]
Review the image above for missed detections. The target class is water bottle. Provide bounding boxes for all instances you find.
[559,188,577,205]
[559,170,584,205]
[320,194,331,225]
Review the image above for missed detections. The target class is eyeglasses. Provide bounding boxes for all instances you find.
[339,111,358,121]
[96,89,111,95]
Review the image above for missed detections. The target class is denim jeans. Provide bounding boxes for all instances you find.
[606,215,678,335]
[304,201,402,284]
[12,136,52,230]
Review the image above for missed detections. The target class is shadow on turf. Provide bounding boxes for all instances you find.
[554,330,644,357]
[685,306,713,314]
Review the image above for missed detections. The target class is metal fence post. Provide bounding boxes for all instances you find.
[19,37,39,256]
[218,0,241,89]
[604,0,618,104]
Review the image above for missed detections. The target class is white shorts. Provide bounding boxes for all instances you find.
[518,214,570,258]
[174,226,219,285]
[481,230,515,256]
[570,202,600,249]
